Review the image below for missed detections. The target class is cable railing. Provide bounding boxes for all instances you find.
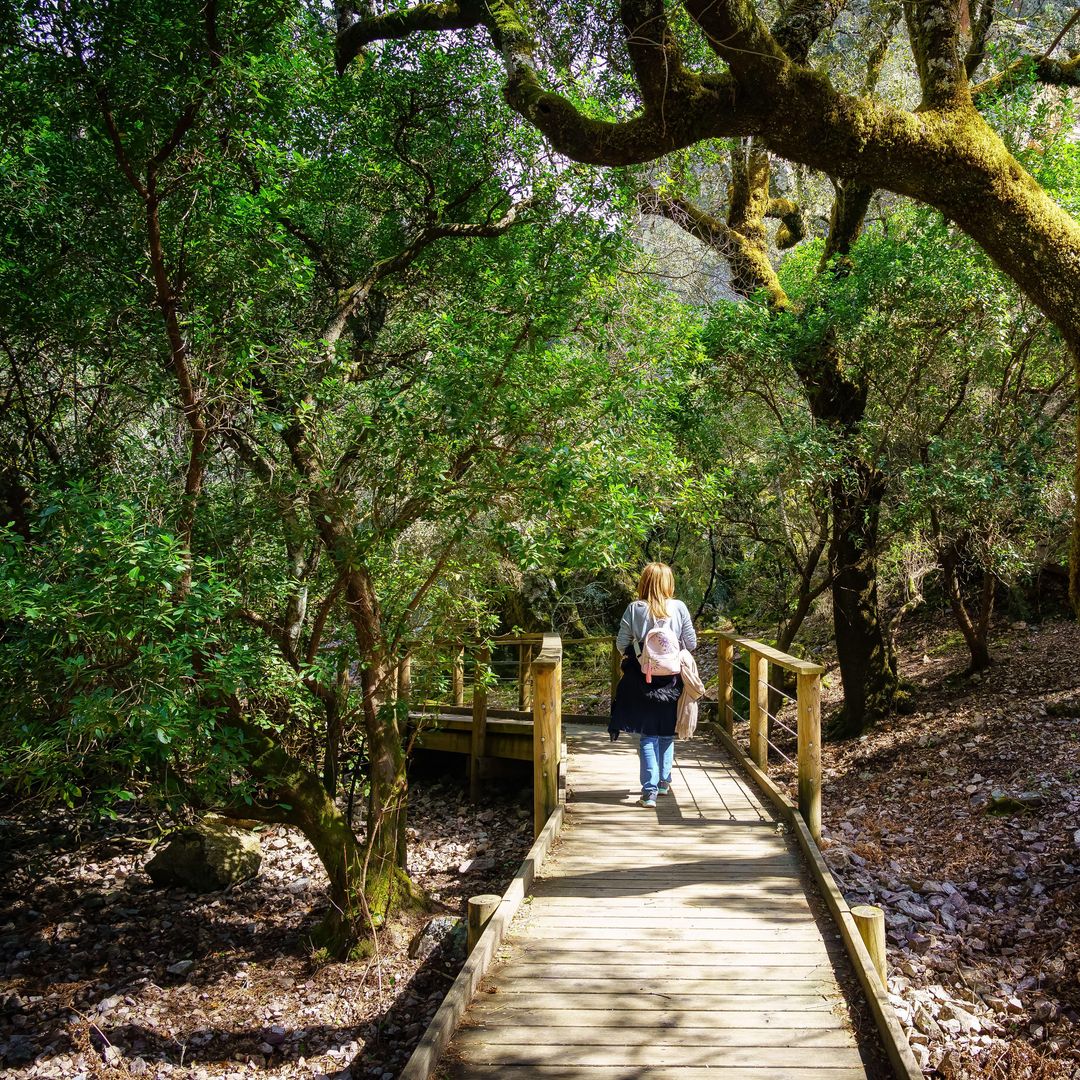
[701,629,825,844]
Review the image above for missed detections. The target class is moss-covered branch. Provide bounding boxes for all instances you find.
[902,0,971,109]
[972,51,1080,101]
[638,181,787,307]
[335,0,488,72]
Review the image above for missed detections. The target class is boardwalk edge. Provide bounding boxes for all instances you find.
[399,799,566,1080]
[714,726,924,1080]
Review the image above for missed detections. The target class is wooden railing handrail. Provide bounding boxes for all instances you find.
[715,631,823,844]
[704,629,825,675]
[532,631,563,667]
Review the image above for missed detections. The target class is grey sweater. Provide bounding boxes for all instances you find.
[616,599,697,654]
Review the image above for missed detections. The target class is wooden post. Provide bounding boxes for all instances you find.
[609,637,622,701]
[518,642,534,710]
[532,633,563,838]
[470,647,489,801]
[466,893,502,953]
[452,646,465,706]
[748,649,768,769]
[851,904,887,983]
[717,634,734,735]
[797,669,822,844]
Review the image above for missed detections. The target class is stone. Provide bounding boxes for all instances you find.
[913,1004,941,1038]
[941,1001,982,1033]
[408,915,465,961]
[145,818,262,892]
[166,960,195,977]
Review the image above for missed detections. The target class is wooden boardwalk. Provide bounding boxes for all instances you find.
[441,729,871,1079]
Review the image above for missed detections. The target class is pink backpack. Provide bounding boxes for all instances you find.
[639,617,681,683]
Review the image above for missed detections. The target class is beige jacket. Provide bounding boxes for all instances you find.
[676,649,706,739]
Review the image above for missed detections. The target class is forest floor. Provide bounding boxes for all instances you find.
[0,766,535,1079]
[3,617,1080,1079]
[770,614,1080,1079]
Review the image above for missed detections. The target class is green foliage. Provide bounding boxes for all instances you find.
[0,489,270,809]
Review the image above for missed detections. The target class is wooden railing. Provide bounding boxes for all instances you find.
[407,633,562,839]
[705,629,825,844]
[530,634,562,839]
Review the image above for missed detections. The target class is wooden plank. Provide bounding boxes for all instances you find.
[520,917,825,932]
[453,1042,865,1068]
[532,639,562,838]
[462,1001,843,1022]
[520,906,825,924]
[448,1068,867,1080]
[456,1025,854,1047]
[715,631,826,675]
[484,971,838,993]
[514,928,830,946]
[469,992,841,1012]
[797,669,822,843]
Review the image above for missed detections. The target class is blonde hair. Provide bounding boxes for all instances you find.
[637,562,675,620]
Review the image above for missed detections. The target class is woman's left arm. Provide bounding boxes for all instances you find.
[680,601,698,651]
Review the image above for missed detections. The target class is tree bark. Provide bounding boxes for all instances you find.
[827,462,901,736]
[937,533,995,673]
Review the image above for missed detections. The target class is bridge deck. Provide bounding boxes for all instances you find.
[441,729,871,1079]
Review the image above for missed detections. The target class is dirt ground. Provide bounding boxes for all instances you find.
[769,615,1080,1079]
[0,766,535,1079]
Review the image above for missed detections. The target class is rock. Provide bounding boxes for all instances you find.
[913,1004,941,1037]
[408,915,465,961]
[166,960,195,977]
[1033,999,1057,1021]
[896,899,933,921]
[941,1001,982,1033]
[145,818,262,892]
[2,1035,35,1066]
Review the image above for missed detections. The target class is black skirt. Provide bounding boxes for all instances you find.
[609,647,681,738]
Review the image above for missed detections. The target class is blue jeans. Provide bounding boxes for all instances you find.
[639,735,674,797]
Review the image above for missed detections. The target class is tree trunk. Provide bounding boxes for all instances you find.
[938,538,995,673]
[826,462,902,738]
[225,710,421,959]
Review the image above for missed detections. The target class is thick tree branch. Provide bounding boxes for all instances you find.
[336,0,487,71]
[766,197,806,249]
[638,184,787,307]
[770,0,845,66]
[903,0,971,109]
[680,0,786,81]
[619,0,689,111]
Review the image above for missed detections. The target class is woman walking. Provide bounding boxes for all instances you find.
[609,563,697,807]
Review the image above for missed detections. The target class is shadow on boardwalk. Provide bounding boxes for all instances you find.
[439,731,892,1079]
